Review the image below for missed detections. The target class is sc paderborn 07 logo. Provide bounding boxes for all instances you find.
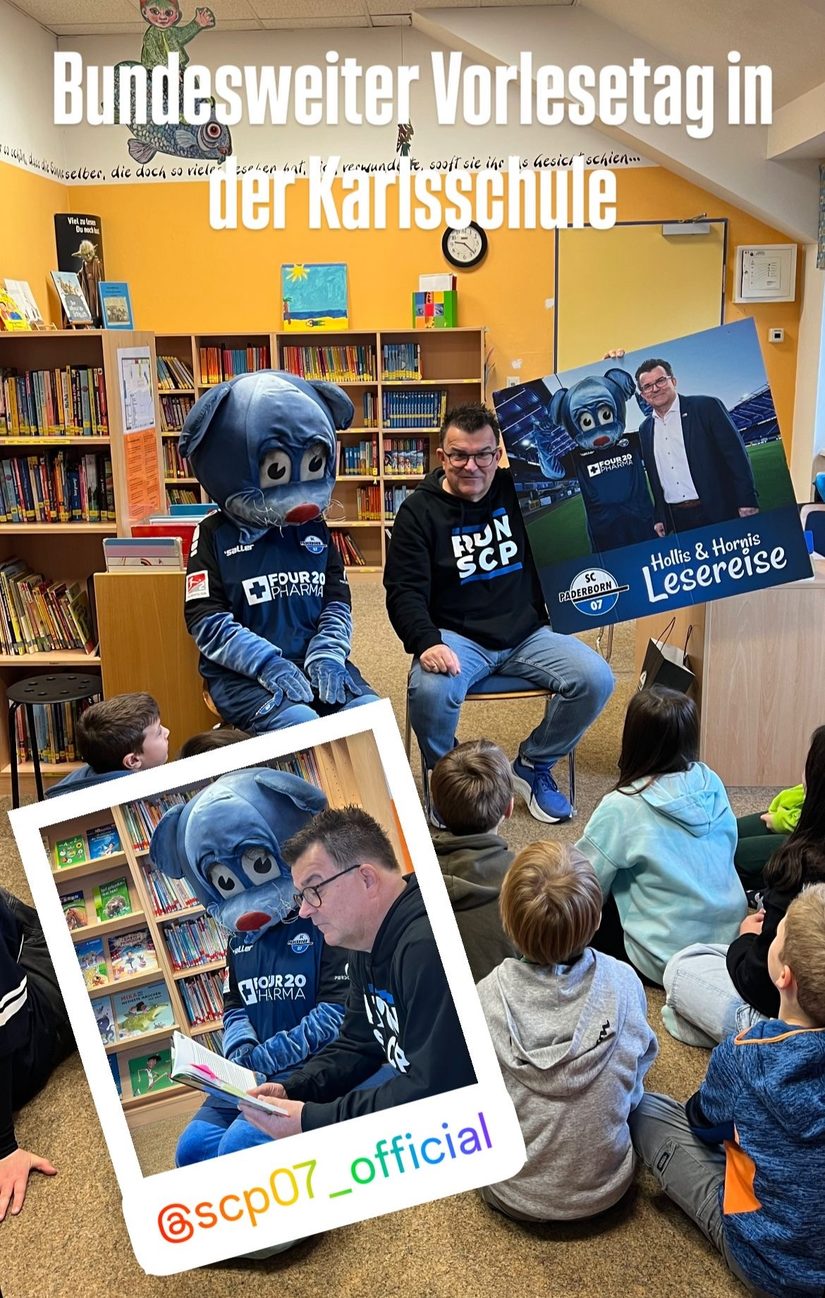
[558,568,629,616]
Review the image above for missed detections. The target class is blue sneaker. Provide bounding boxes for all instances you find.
[511,756,572,823]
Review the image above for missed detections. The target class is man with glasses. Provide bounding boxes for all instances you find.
[635,357,759,537]
[383,403,614,825]
[239,806,475,1136]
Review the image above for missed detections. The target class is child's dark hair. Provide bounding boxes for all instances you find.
[179,728,251,760]
[76,693,160,773]
[430,739,513,835]
[616,686,698,794]
[765,726,825,893]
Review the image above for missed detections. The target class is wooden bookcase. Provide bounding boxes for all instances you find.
[0,329,164,795]
[39,729,405,1129]
[152,327,487,568]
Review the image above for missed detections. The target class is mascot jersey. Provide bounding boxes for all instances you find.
[184,510,350,682]
[559,433,655,550]
[223,921,349,1081]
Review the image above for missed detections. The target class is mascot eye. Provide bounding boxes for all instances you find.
[300,445,328,481]
[206,862,245,899]
[259,451,292,486]
[597,405,614,426]
[578,412,596,433]
[241,847,280,883]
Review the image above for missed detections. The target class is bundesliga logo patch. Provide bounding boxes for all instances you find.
[185,571,209,601]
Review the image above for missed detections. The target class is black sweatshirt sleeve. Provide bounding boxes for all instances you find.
[383,501,442,658]
[725,890,786,1019]
[0,905,28,1159]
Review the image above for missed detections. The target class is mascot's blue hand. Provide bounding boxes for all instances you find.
[258,658,314,708]
[307,658,362,706]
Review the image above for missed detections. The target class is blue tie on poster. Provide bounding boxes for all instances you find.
[493,318,811,633]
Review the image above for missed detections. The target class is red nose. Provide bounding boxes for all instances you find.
[285,503,321,524]
[236,910,272,932]
[593,435,611,447]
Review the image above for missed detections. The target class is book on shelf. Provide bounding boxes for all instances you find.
[76,936,108,990]
[3,279,44,327]
[108,1054,123,1098]
[381,341,422,381]
[337,439,379,477]
[0,288,29,332]
[330,530,367,567]
[50,271,93,327]
[0,451,114,524]
[198,345,270,385]
[103,537,184,570]
[123,789,194,852]
[0,363,108,437]
[164,912,226,971]
[177,967,224,1026]
[87,823,122,859]
[382,388,447,429]
[156,355,195,390]
[54,832,87,869]
[94,995,117,1045]
[15,694,98,765]
[93,876,132,922]
[113,983,174,1041]
[109,928,159,981]
[61,888,88,930]
[129,1047,174,1098]
[170,1031,286,1114]
[280,343,376,382]
[0,560,96,656]
[413,289,457,329]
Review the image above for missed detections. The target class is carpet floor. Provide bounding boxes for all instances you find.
[0,575,771,1298]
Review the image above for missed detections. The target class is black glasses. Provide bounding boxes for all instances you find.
[293,862,361,910]
[442,449,497,467]
[638,376,673,395]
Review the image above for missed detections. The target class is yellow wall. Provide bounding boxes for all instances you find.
[0,161,68,327]
[0,157,801,441]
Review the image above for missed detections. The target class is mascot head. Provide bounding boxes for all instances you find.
[149,768,327,942]
[179,370,354,539]
[549,368,636,453]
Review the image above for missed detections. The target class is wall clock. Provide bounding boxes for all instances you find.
[441,222,488,269]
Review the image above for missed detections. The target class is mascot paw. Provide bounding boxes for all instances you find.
[259,660,314,708]
[307,659,360,706]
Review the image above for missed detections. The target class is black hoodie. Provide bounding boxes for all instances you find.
[285,875,476,1129]
[384,468,548,657]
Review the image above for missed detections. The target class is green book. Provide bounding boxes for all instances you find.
[128,1048,174,1098]
[93,877,132,923]
[54,833,86,869]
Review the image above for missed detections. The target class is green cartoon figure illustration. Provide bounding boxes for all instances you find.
[140,0,215,72]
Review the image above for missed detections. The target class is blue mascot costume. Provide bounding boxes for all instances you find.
[180,370,378,732]
[150,767,350,1164]
[538,368,655,553]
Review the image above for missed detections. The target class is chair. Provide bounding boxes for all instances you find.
[403,672,576,817]
[801,503,825,557]
[7,671,102,808]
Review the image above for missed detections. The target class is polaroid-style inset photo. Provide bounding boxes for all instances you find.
[9,700,524,1275]
[493,318,811,632]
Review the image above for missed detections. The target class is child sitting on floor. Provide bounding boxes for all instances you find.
[632,883,825,1298]
[47,692,169,798]
[576,686,746,985]
[429,739,516,982]
[476,842,657,1222]
[735,781,805,889]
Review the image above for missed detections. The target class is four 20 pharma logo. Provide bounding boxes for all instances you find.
[558,568,629,616]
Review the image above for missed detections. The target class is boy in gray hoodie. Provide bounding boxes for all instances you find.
[476,842,658,1222]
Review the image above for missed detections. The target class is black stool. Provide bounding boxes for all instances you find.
[8,672,102,808]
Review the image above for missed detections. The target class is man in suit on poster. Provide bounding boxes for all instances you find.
[635,357,759,536]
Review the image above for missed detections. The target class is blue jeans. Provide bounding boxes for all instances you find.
[407,627,614,770]
[204,661,378,734]
[662,943,767,1047]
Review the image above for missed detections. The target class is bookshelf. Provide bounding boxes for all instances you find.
[0,330,164,795]
[40,729,406,1127]
[151,328,486,568]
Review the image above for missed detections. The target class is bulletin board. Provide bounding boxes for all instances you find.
[554,219,727,370]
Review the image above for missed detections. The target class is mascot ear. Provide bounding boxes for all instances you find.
[179,381,234,459]
[549,388,568,427]
[604,368,636,401]
[149,803,189,879]
[251,768,328,816]
[308,381,355,432]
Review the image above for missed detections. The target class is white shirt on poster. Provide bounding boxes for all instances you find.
[652,395,700,503]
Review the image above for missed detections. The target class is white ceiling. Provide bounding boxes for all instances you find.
[5,0,825,106]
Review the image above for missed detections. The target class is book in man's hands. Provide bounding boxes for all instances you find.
[170,1031,288,1115]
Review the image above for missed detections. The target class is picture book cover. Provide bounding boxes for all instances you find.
[99,281,133,330]
[93,877,132,923]
[94,995,116,1045]
[107,1052,122,1097]
[4,278,44,326]
[128,1047,174,1098]
[281,262,348,331]
[493,319,811,632]
[75,937,108,990]
[50,270,92,326]
[54,833,87,869]
[0,287,30,332]
[109,929,158,981]
[86,823,122,859]
[113,983,174,1041]
[61,889,88,931]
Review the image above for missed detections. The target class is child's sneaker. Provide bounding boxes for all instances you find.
[511,755,572,823]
